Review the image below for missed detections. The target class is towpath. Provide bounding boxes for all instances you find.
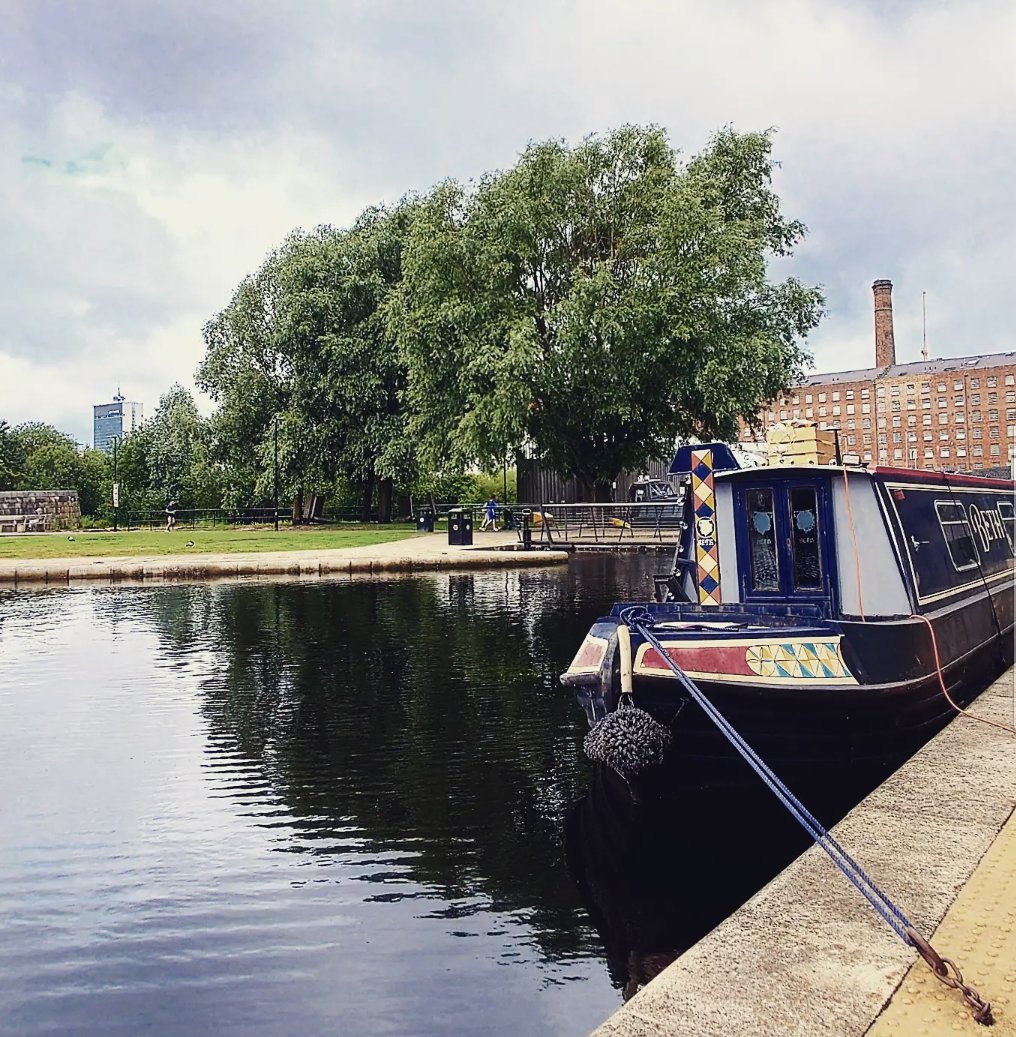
[0,531,569,586]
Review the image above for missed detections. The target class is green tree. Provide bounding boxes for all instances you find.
[276,205,420,521]
[5,422,111,517]
[200,243,293,511]
[112,430,160,517]
[200,204,422,522]
[0,420,24,490]
[140,385,221,510]
[395,126,824,498]
[12,423,82,493]
[74,448,111,518]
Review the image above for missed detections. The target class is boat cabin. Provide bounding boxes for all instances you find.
[672,459,1014,620]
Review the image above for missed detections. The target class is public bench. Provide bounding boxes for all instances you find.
[0,515,42,534]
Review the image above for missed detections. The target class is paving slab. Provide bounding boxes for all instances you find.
[867,806,1016,1035]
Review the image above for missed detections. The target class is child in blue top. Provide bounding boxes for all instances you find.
[481,496,499,531]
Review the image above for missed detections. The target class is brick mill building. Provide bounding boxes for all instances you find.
[740,279,1016,474]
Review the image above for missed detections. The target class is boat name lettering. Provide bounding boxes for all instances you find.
[967,504,1008,554]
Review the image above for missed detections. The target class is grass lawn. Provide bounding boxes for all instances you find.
[0,524,420,560]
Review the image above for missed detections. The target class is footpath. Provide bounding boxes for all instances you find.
[591,667,1016,1037]
[0,531,569,586]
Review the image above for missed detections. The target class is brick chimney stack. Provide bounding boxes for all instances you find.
[873,279,896,368]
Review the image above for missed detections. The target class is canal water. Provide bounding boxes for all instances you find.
[0,556,850,1037]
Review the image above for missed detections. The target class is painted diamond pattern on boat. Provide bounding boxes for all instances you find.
[700,573,719,594]
[699,551,719,574]
[692,485,715,518]
[745,641,850,679]
[691,448,722,606]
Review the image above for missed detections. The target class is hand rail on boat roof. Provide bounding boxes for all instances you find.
[609,600,830,621]
[650,620,751,629]
[714,462,1013,486]
[713,463,871,482]
[642,622,834,637]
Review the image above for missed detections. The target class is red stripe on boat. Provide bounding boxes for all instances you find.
[641,645,753,676]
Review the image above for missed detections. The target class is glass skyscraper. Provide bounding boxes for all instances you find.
[93,394,142,453]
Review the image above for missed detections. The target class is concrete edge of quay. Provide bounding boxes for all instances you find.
[0,534,572,587]
[589,666,1016,1037]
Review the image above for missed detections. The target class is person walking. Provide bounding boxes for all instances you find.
[166,499,178,532]
[481,495,499,532]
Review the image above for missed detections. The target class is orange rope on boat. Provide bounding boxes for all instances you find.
[840,463,1011,728]
[913,612,1015,735]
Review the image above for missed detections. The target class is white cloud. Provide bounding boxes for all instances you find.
[1,91,377,441]
[2,0,1013,443]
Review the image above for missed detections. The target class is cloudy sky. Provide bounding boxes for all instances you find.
[3,0,1013,445]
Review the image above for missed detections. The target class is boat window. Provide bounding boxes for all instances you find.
[998,501,1015,554]
[747,488,779,591]
[789,487,822,589]
[934,502,978,572]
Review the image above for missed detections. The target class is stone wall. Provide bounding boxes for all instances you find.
[0,490,81,532]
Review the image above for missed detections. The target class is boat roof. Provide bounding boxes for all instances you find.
[715,463,1014,489]
[871,465,1014,488]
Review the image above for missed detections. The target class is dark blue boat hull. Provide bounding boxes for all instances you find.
[569,596,1012,792]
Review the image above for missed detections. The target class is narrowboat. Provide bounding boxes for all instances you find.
[561,446,1015,789]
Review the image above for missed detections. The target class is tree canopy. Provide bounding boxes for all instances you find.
[0,421,110,515]
[198,241,292,510]
[125,385,221,510]
[11,123,823,522]
[199,204,418,520]
[394,126,823,496]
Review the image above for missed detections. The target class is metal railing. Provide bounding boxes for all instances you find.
[120,506,404,529]
[512,501,688,546]
[123,507,292,530]
[117,500,688,543]
[410,500,688,545]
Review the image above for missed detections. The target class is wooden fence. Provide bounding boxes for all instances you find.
[516,457,673,505]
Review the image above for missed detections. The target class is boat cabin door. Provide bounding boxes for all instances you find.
[737,481,835,603]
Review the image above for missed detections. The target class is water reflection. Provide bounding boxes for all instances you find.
[565,766,813,1000]
[187,574,596,954]
[0,556,890,1036]
[0,558,668,1037]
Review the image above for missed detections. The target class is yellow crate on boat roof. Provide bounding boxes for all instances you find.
[766,421,837,466]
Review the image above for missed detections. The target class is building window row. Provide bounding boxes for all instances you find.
[751,367,1016,470]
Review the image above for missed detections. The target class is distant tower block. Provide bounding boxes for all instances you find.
[872,279,897,368]
[92,391,144,453]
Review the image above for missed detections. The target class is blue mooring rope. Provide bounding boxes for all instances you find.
[618,605,914,942]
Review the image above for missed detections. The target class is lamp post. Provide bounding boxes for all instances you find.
[273,416,279,532]
[111,434,121,532]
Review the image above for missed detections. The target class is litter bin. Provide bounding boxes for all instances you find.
[416,510,435,533]
[447,508,473,546]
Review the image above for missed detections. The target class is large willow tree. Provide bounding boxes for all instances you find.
[394,126,824,498]
[199,204,418,520]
